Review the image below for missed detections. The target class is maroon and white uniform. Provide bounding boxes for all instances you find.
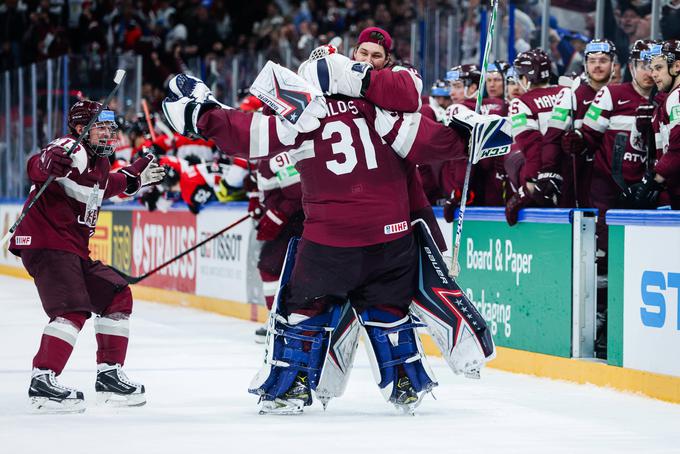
[195,96,465,314]
[10,136,131,258]
[10,135,139,377]
[542,82,599,207]
[458,97,509,116]
[508,85,563,185]
[653,86,680,208]
[581,82,650,211]
[364,65,424,112]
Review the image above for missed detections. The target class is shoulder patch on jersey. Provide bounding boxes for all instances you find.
[511,113,528,128]
[585,104,603,122]
[551,106,570,123]
[671,105,680,122]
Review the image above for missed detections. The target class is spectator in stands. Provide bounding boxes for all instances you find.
[661,0,680,39]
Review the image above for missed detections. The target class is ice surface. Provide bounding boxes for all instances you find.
[1,275,679,454]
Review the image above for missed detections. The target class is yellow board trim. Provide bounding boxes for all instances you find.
[2,265,679,404]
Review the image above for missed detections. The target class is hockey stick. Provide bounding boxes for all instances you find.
[1,70,127,248]
[450,0,499,277]
[110,213,251,284]
[611,132,628,192]
[558,75,581,208]
[141,99,158,142]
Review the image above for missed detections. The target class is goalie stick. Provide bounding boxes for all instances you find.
[1,69,127,248]
[450,0,500,277]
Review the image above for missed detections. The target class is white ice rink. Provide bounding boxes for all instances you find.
[1,275,679,454]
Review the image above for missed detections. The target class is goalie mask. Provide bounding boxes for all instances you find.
[68,100,118,157]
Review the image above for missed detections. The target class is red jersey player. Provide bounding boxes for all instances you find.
[9,100,165,413]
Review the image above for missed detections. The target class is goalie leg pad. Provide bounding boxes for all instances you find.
[252,311,333,404]
[410,219,496,377]
[358,308,437,404]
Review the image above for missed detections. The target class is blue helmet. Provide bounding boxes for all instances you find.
[431,79,449,97]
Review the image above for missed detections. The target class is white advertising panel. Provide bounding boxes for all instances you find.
[196,207,254,303]
[0,204,24,268]
[623,225,680,376]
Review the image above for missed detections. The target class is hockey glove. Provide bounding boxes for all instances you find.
[629,171,663,209]
[443,189,475,223]
[39,144,73,178]
[120,153,166,196]
[505,185,532,226]
[532,172,562,207]
[298,49,372,98]
[560,129,586,156]
[168,73,228,107]
[257,208,287,241]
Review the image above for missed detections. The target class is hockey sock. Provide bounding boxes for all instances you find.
[96,288,132,365]
[95,313,130,365]
[259,270,279,311]
[32,312,88,375]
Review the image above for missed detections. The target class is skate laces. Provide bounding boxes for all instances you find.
[101,364,139,388]
[42,370,79,394]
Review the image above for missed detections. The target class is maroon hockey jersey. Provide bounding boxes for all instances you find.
[653,85,680,203]
[509,85,563,184]
[542,81,598,206]
[197,97,466,247]
[582,82,649,186]
[10,135,129,259]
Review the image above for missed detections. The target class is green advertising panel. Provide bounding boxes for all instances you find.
[455,209,573,357]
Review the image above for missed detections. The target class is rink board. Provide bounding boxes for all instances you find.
[607,211,680,379]
[1,202,680,404]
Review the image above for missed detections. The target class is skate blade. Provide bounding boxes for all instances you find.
[258,398,304,415]
[29,396,86,414]
[97,391,147,407]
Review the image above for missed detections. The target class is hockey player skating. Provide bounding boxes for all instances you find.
[504,49,564,225]
[9,100,165,413]
[639,40,680,209]
[162,63,504,414]
[542,39,617,208]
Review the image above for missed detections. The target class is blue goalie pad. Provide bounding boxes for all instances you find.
[358,308,437,401]
[249,237,355,405]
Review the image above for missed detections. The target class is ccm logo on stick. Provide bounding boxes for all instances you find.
[640,270,680,330]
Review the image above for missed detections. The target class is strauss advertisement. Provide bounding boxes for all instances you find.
[131,210,197,293]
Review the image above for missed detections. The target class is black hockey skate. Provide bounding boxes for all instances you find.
[29,369,86,414]
[259,373,311,415]
[95,364,146,407]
